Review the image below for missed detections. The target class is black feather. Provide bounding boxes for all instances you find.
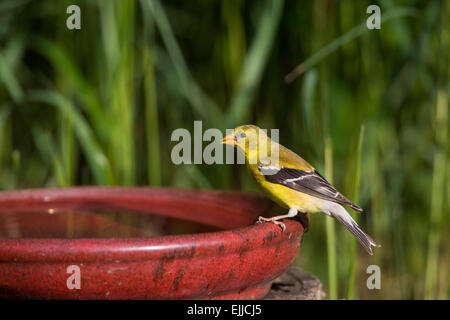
[259,166,363,212]
[330,212,380,255]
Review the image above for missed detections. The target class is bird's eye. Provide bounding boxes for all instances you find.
[240,132,246,138]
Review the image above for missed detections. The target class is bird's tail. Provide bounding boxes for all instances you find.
[321,201,381,255]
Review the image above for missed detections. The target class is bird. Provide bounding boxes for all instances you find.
[222,124,380,255]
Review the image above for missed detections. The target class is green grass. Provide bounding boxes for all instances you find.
[424,90,448,299]
[347,125,364,299]
[0,0,448,299]
[324,137,337,300]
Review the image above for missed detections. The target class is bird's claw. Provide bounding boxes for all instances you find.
[257,216,267,224]
[275,221,286,232]
[256,216,286,232]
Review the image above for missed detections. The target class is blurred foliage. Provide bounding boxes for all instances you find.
[0,0,449,299]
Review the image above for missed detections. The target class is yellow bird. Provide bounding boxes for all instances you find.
[222,124,380,255]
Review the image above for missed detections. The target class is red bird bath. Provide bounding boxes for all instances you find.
[0,187,304,299]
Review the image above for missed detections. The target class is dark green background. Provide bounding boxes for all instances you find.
[0,0,448,299]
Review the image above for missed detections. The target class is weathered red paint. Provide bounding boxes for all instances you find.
[0,187,303,299]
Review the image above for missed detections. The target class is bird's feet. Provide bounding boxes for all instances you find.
[257,216,286,232]
[256,208,298,232]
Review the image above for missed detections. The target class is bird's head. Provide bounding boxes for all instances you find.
[222,125,271,162]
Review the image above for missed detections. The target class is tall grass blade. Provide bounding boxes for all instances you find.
[32,127,67,187]
[325,137,337,299]
[424,90,447,299]
[59,111,75,186]
[140,1,162,186]
[104,0,136,186]
[301,69,318,141]
[143,43,162,186]
[347,124,365,299]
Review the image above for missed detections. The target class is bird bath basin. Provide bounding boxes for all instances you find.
[0,187,304,299]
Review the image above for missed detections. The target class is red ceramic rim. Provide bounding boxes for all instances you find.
[0,187,304,299]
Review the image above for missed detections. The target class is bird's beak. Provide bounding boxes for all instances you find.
[222,133,236,146]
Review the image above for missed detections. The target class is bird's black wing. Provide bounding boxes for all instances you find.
[258,166,363,212]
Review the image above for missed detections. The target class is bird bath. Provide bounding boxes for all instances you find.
[0,187,304,299]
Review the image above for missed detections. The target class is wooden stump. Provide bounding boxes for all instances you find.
[264,266,325,300]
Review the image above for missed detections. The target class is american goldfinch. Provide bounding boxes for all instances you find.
[222,125,380,255]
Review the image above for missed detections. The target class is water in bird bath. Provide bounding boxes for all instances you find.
[0,210,219,239]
